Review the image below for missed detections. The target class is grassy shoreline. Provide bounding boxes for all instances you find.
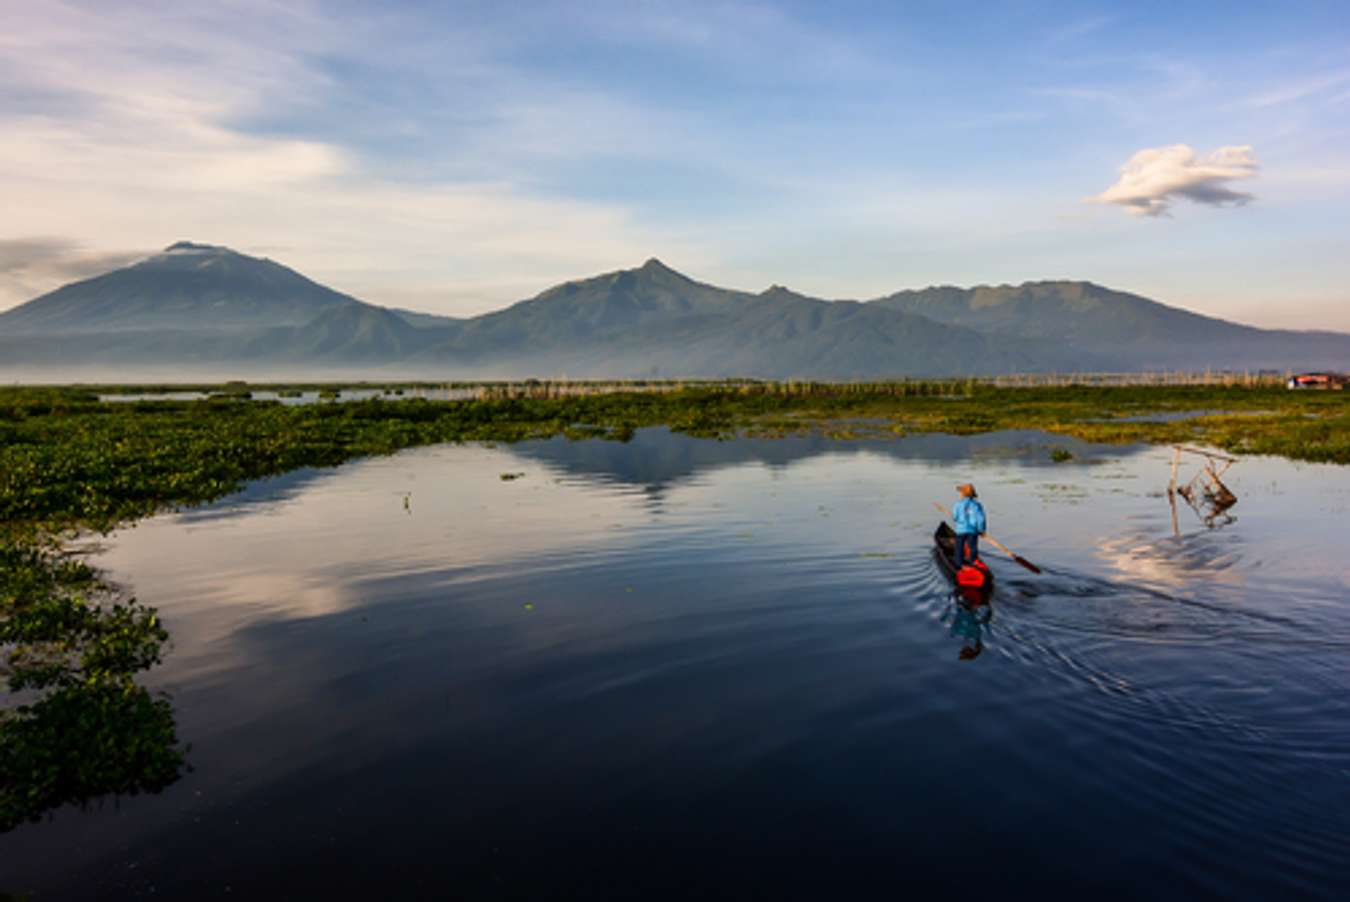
[3,383,1347,541]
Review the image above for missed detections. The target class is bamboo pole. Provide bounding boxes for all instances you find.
[1174,445,1238,462]
[1168,445,1182,537]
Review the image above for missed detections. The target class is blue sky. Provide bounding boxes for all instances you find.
[1,0,1347,327]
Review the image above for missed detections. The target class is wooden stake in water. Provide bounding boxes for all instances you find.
[1169,446,1182,537]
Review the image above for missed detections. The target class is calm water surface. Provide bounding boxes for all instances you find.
[3,429,1348,900]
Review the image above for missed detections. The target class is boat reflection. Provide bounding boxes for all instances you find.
[942,587,993,661]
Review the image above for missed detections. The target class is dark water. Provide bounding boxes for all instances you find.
[3,429,1349,900]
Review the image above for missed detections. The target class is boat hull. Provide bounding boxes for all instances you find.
[933,521,994,597]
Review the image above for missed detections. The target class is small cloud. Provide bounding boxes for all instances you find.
[1091,144,1258,217]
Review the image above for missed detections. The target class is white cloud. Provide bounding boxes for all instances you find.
[1091,144,1259,217]
[0,1,933,314]
[0,2,719,311]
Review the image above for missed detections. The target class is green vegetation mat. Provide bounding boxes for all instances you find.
[1,380,1346,830]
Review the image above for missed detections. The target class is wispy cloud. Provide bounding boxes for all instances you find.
[1242,70,1350,109]
[0,0,971,313]
[0,237,144,276]
[0,1,720,310]
[1034,56,1211,126]
[1045,14,1117,46]
[1091,145,1259,217]
[0,237,149,305]
[1035,85,1124,104]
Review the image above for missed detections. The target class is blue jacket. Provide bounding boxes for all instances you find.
[952,498,986,535]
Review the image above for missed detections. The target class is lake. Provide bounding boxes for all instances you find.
[2,428,1348,899]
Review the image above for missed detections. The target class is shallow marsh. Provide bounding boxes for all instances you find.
[2,426,1348,898]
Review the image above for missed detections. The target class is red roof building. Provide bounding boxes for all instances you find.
[1287,372,1347,389]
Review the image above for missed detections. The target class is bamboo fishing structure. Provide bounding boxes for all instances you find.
[1167,444,1239,534]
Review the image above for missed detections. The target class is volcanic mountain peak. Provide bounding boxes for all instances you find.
[0,241,362,334]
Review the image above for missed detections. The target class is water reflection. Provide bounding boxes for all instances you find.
[2,428,1348,900]
[943,589,993,660]
[512,427,1142,492]
[1094,530,1248,594]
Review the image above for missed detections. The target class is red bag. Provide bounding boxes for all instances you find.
[956,564,987,587]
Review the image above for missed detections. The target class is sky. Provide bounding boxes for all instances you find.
[1,0,1348,328]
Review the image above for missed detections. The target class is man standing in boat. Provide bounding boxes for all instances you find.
[952,483,986,570]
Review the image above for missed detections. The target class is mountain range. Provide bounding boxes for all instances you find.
[1,241,1346,378]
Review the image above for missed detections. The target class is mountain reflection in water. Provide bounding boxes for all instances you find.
[1,427,1347,900]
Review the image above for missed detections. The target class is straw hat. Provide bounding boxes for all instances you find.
[956,483,977,498]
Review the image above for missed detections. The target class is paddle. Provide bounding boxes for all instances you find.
[933,501,1042,574]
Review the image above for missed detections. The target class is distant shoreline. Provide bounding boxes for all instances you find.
[0,370,1324,392]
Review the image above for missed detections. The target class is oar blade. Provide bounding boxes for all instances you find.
[1012,555,1042,575]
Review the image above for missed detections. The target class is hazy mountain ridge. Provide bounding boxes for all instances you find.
[1,243,1346,377]
[246,302,454,363]
[403,259,1092,377]
[870,280,1349,369]
[872,281,1239,342]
